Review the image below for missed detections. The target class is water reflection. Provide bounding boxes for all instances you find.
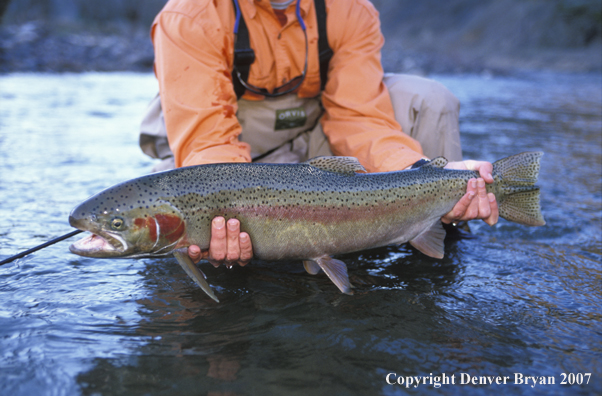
[74,248,466,395]
[0,72,600,395]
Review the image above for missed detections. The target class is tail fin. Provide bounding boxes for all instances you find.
[493,152,545,226]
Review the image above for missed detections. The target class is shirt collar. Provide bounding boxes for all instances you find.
[247,0,310,18]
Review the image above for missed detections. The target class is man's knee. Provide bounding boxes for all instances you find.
[423,79,460,115]
[385,73,459,116]
[384,73,462,160]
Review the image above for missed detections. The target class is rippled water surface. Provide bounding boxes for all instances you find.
[1,72,600,395]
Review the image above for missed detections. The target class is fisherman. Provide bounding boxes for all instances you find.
[140,0,499,267]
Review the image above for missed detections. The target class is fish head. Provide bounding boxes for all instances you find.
[68,182,187,258]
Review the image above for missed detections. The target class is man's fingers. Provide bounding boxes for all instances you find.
[476,178,492,219]
[441,163,498,226]
[445,192,475,223]
[226,219,241,262]
[442,176,501,226]
[188,245,202,264]
[238,233,253,265]
[203,217,254,267]
[483,193,499,226]
[208,217,227,265]
[462,161,494,184]
[442,179,476,223]
[477,163,494,184]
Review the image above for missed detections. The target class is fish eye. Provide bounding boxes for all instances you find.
[110,217,125,230]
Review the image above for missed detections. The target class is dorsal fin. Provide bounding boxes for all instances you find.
[304,156,366,175]
[423,157,448,168]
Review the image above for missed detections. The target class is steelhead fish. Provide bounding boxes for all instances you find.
[69,152,545,302]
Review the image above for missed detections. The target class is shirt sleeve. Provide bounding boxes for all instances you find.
[321,0,425,172]
[152,5,251,168]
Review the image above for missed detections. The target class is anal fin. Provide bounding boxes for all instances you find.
[409,221,446,259]
[173,248,219,302]
[315,255,354,295]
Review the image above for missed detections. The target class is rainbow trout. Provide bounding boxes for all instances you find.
[69,152,545,302]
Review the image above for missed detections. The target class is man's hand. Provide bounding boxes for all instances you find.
[187,217,253,267]
[441,160,499,226]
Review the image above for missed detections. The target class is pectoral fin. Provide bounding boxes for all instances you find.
[315,255,354,295]
[303,260,321,275]
[409,221,446,259]
[173,248,219,302]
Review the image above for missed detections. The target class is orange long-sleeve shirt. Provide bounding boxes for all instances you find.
[152,0,424,172]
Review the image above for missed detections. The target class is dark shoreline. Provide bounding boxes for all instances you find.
[0,22,154,73]
[1,21,600,77]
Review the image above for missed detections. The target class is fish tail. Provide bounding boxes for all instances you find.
[493,152,546,226]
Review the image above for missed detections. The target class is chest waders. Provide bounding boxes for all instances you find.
[140,0,334,171]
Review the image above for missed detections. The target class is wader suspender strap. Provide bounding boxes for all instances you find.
[232,0,255,98]
[232,0,332,99]
[314,0,332,92]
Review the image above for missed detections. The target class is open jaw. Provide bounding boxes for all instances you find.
[69,232,128,257]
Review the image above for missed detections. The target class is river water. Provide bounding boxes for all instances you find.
[0,72,600,396]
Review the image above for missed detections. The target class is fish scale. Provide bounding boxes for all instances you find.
[69,152,545,302]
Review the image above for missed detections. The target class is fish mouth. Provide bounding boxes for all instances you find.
[68,214,129,257]
[69,232,128,258]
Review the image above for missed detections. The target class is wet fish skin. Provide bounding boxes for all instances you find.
[69,152,545,301]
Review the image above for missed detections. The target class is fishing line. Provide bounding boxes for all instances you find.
[0,229,83,266]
